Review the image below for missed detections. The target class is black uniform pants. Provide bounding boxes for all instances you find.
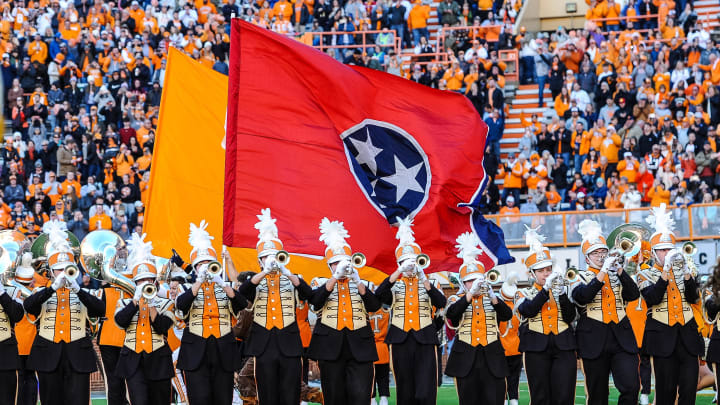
[37,348,91,405]
[639,354,652,395]
[524,345,576,405]
[100,345,128,405]
[183,338,235,405]
[652,341,698,405]
[505,354,522,400]
[126,368,171,405]
[301,352,310,384]
[254,334,302,405]
[455,347,505,405]
[17,355,37,405]
[372,363,390,398]
[0,369,17,405]
[318,340,374,405]
[390,335,438,405]
[581,331,639,405]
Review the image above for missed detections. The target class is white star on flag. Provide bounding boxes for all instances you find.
[382,156,424,202]
[349,129,383,175]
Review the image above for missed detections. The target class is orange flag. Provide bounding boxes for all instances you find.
[144,48,388,284]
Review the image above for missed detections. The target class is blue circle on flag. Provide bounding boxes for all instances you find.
[340,119,431,223]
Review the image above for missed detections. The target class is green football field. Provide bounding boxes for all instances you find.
[87,383,717,404]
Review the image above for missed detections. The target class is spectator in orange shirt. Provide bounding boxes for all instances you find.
[89,200,113,231]
[442,62,464,91]
[408,1,430,47]
[616,152,639,183]
[647,180,671,207]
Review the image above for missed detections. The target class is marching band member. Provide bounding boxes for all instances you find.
[498,271,521,405]
[638,204,703,405]
[0,257,27,404]
[175,220,248,404]
[96,246,133,405]
[14,253,39,405]
[23,221,105,405]
[237,208,313,405]
[375,217,447,405]
[569,220,640,405]
[515,227,576,405]
[114,233,176,405]
[445,232,511,405]
[369,305,390,405]
[703,259,720,398]
[308,218,381,405]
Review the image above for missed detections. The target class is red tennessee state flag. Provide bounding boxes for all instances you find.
[224,20,489,273]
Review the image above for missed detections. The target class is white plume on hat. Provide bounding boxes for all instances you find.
[578,219,604,245]
[45,220,71,254]
[189,220,214,250]
[646,203,675,236]
[254,208,279,242]
[395,216,416,246]
[127,232,154,270]
[319,218,350,252]
[524,225,546,254]
[455,231,482,263]
[500,269,519,300]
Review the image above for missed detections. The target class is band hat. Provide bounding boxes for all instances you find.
[188,220,217,266]
[319,218,352,265]
[455,232,485,282]
[523,225,553,271]
[14,252,35,283]
[254,208,284,258]
[577,219,608,256]
[127,232,157,281]
[45,220,74,270]
[646,203,676,250]
[394,216,422,264]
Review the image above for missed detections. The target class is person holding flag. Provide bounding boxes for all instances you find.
[444,232,511,405]
[113,233,176,405]
[498,271,522,405]
[515,226,577,405]
[569,220,640,405]
[375,216,446,405]
[237,208,314,405]
[307,218,381,405]
[638,204,703,405]
[369,304,390,405]
[175,220,248,404]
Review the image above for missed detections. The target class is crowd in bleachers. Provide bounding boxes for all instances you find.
[1,0,718,244]
[474,0,720,217]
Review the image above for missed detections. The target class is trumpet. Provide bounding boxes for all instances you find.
[416,254,430,270]
[64,265,80,282]
[565,267,578,282]
[141,283,158,300]
[275,250,290,266]
[486,269,502,285]
[351,253,366,268]
[682,242,699,277]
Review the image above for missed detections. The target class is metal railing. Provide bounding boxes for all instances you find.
[303,29,402,56]
[488,203,720,249]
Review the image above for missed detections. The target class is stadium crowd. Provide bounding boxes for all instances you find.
[0,0,718,246]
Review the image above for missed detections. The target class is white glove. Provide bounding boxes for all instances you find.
[195,267,207,282]
[601,256,615,273]
[67,277,81,293]
[281,266,293,277]
[350,268,361,284]
[552,284,566,297]
[486,286,497,300]
[133,284,143,302]
[417,269,427,282]
[0,283,5,295]
[262,258,276,274]
[662,258,673,275]
[333,266,346,280]
[211,274,225,285]
[469,278,482,297]
[51,273,66,290]
[543,272,557,291]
